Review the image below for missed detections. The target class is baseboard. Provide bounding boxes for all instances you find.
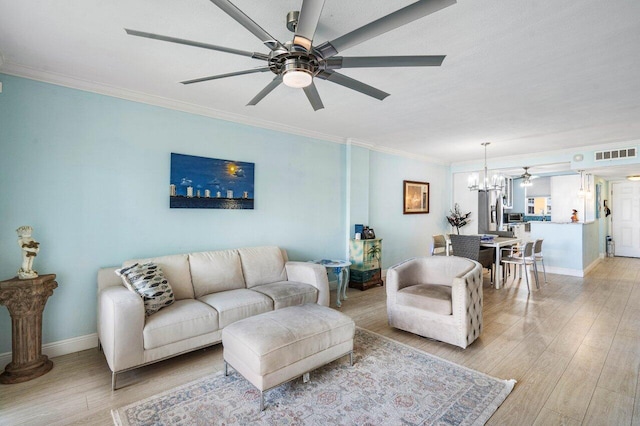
[544,257,601,278]
[0,333,99,367]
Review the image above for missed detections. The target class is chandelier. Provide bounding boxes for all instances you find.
[468,142,505,192]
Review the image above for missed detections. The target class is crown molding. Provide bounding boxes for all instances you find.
[0,62,349,142]
[0,62,453,167]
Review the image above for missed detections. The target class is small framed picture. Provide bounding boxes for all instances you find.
[403,180,430,214]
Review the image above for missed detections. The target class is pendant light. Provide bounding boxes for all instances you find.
[468,142,505,191]
[577,170,585,197]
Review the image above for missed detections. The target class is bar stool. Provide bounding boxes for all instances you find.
[534,239,547,283]
[501,241,539,293]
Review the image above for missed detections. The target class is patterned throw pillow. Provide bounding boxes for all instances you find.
[115,262,175,316]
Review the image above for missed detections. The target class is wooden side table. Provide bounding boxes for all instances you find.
[0,274,57,384]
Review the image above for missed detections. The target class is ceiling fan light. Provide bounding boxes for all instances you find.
[627,175,640,181]
[282,58,313,88]
[283,70,312,88]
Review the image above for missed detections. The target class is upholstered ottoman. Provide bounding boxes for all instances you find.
[222,303,355,411]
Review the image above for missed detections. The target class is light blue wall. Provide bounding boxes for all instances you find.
[0,74,349,353]
[0,74,450,354]
[368,151,450,268]
[347,144,370,241]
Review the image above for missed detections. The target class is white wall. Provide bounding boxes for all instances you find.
[550,174,595,222]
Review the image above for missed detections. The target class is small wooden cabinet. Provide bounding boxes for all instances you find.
[349,238,383,290]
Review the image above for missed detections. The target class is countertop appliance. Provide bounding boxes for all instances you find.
[504,212,525,223]
[478,190,503,233]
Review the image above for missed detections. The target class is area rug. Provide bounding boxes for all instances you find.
[112,329,515,425]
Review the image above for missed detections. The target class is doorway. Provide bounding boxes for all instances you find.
[611,181,640,257]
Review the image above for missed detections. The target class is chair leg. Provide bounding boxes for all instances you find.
[532,261,540,290]
[541,258,547,283]
[523,263,530,293]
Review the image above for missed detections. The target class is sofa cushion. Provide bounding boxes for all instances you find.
[396,284,452,315]
[237,246,287,288]
[198,289,273,328]
[251,281,318,309]
[115,262,175,316]
[143,299,219,350]
[189,250,245,298]
[124,254,194,300]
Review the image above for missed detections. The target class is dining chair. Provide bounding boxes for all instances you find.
[534,239,547,283]
[449,234,495,284]
[501,241,539,293]
[431,234,447,256]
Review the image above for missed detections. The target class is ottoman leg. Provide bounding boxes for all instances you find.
[224,361,228,376]
[349,351,353,367]
[260,391,264,412]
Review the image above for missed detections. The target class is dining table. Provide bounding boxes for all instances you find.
[479,236,521,289]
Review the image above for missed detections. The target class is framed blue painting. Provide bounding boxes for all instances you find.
[170,153,255,209]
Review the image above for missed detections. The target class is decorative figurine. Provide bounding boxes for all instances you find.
[571,209,579,223]
[17,226,40,279]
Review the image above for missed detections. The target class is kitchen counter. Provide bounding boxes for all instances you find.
[529,221,600,276]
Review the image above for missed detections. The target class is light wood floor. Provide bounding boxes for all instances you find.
[2,257,640,425]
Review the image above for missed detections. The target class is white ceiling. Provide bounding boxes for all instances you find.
[1,0,640,172]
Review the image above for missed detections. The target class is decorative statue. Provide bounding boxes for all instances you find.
[571,209,579,223]
[17,225,40,279]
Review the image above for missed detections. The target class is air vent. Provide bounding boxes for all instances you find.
[595,147,637,161]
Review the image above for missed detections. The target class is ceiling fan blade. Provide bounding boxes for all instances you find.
[125,29,269,60]
[247,75,283,106]
[324,55,446,69]
[181,67,271,85]
[303,82,325,111]
[209,0,284,51]
[314,0,456,58]
[316,71,389,100]
[293,0,325,52]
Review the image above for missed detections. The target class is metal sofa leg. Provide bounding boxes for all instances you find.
[112,371,117,391]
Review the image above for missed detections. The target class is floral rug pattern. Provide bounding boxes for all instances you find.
[112,329,515,425]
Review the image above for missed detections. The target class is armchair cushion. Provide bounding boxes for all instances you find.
[396,284,452,315]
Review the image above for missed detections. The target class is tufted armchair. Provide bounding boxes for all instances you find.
[386,256,483,349]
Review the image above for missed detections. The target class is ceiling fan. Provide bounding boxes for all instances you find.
[125,0,456,111]
[520,167,539,187]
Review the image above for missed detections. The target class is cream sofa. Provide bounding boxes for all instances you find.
[386,256,483,349]
[97,246,330,389]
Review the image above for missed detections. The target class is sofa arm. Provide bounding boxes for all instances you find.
[285,261,330,306]
[98,286,145,373]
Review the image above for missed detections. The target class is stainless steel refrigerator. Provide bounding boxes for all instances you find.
[478,190,503,234]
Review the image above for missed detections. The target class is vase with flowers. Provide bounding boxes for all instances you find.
[446,204,472,235]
